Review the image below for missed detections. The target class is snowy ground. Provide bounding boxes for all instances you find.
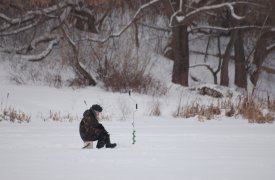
[1,117,275,180]
[1,82,275,180]
[1,56,275,180]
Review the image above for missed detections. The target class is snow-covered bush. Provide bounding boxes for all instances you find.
[0,106,31,123]
[99,57,167,95]
[173,100,221,120]
[89,22,168,95]
[149,99,161,116]
[0,93,31,123]
[173,91,275,123]
[268,99,275,112]
[42,111,78,122]
[236,95,274,124]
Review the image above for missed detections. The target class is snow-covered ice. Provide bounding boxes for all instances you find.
[1,83,275,180]
[1,117,275,180]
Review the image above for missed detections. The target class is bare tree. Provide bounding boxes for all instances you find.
[249,0,275,86]
[163,0,249,86]
[234,28,247,89]
[177,0,270,88]
[163,0,189,86]
[145,0,274,88]
[233,9,247,89]
[2,0,271,89]
[220,29,238,86]
[0,0,119,86]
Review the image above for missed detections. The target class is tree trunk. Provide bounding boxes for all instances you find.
[214,36,222,85]
[164,0,189,86]
[72,47,97,86]
[250,31,275,86]
[220,30,237,86]
[171,24,189,86]
[234,29,247,89]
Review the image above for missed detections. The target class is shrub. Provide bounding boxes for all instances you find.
[96,49,167,96]
[225,105,235,117]
[43,111,78,122]
[0,106,31,123]
[173,101,221,120]
[0,94,31,123]
[236,95,274,124]
[268,97,275,112]
[173,93,274,123]
[149,100,161,116]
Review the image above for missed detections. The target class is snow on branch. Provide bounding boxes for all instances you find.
[189,63,214,72]
[190,25,272,33]
[31,34,58,49]
[0,0,74,35]
[0,13,35,25]
[0,20,40,36]
[0,22,12,32]
[0,1,73,36]
[0,3,62,25]
[0,33,58,54]
[170,2,245,27]
[20,39,58,62]
[87,0,161,43]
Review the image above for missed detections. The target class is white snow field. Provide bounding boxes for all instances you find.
[1,83,275,180]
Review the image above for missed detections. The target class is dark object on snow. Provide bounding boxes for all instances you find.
[79,105,116,149]
[198,86,224,98]
[91,104,103,112]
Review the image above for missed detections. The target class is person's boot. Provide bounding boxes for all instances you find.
[96,134,106,149]
[105,134,117,148]
[96,140,105,149]
[106,143,117,148]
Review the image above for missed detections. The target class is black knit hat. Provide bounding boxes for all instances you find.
[91,104,103,112]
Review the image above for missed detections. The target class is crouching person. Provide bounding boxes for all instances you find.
[79,104,117,149]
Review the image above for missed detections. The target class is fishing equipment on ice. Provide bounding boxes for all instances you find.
[129,90,138,145]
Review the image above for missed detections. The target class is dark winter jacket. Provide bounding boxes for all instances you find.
[79,109,106,141]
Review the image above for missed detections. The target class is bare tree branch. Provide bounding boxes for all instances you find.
[169,2,245,27]
[0,19,40,36]
[18,39,59,62]
[137,22,170,32]
[261,66,275,75]
[31,34,58,49]
[0,1,68,25]
[87,0,161,43]
[266,42,275,55]
[0,44,29,54]
[189,63,214,73]
[190,25,272,33]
